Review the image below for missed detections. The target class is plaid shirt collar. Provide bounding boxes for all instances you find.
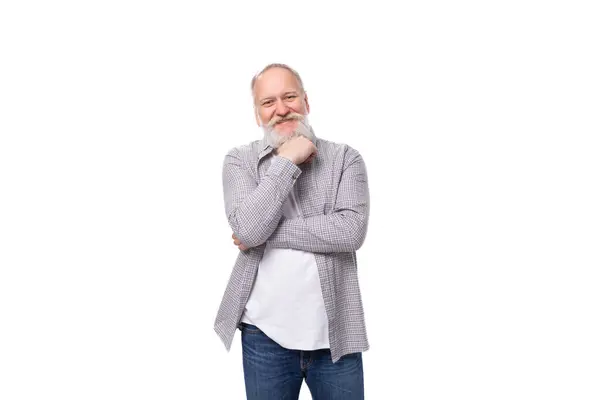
[258,138,274,160]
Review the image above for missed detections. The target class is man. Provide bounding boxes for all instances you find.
[214,63,370,399]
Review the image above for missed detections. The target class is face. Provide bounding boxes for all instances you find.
[253,67,310,137]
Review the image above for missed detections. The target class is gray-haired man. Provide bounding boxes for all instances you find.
[214,63,370,399]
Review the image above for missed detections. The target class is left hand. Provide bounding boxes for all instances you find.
[232,233,249,251]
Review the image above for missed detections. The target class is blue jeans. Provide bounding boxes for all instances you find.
[240,323,364,400]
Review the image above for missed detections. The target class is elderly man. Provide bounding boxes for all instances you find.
[214,63,370,399]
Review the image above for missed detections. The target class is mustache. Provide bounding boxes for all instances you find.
[267,113,305,128]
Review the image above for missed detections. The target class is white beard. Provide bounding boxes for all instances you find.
[262,115,317,149]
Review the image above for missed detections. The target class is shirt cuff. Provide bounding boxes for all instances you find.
[268,155,302,181]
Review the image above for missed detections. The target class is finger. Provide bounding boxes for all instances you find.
[234,239,241,245]
[304,153,316,164]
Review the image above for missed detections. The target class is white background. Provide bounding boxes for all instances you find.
[1,1,599,399]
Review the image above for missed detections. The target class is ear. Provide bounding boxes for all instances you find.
[304,92,310,114]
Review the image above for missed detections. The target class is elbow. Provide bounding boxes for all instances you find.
[353,233,366,251]
[351,229,367,251]
[347,214,368,252]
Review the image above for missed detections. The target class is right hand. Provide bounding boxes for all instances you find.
[276,136,317,165]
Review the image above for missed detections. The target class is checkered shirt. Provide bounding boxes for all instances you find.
[214,136,370,363]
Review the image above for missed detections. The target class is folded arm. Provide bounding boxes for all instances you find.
[223,148,301,248]
[267,147,369,253]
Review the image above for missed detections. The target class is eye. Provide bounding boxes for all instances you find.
[284,95,297,100]
[262,100,274,106]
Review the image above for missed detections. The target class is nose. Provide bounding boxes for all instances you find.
[275,98,290,117]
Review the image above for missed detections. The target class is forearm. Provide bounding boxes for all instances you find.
[226,156,301,247]
[266,146,369,253]
[267,211,368,253]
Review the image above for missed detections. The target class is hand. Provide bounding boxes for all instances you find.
[276,136,317,165]
[232,233,249,251]
[303,152,316,164]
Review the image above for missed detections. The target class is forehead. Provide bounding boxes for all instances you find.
[254,67,302,98]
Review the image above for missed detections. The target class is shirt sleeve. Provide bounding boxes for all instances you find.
[223,148,302,248]
[266,147,369,253]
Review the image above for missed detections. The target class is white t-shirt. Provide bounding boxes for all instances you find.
[241,163,330,350]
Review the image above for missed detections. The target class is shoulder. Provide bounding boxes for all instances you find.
[223,139,263,164]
